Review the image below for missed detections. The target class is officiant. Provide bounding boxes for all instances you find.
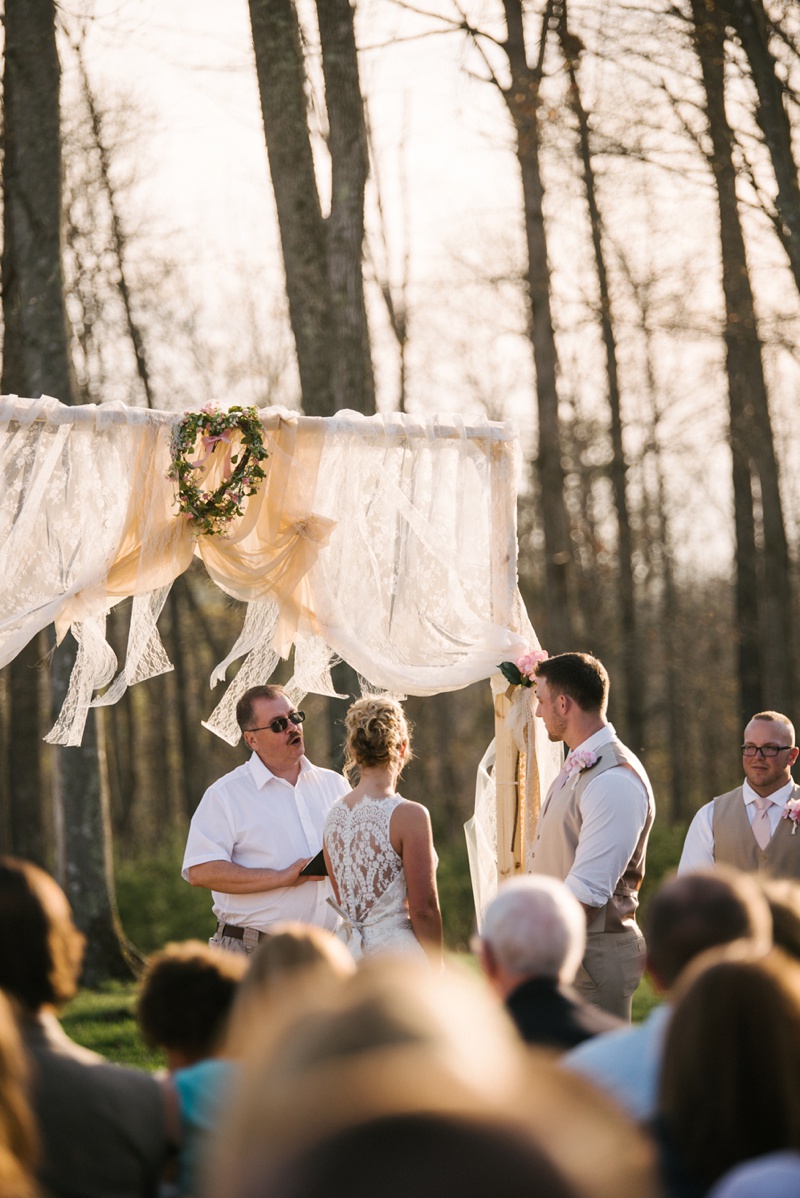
[182,685,349,953]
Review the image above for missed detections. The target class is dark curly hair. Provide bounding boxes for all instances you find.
[137,940,248,1061]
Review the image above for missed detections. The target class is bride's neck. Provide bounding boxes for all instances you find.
[353,762,398,797]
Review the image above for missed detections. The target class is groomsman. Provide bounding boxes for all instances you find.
[678,711,800,877]
[530,653,655,1022]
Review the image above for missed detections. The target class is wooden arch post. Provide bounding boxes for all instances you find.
[488,437,528,888]
[494,687,525,883]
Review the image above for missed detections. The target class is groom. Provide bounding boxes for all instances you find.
[529,653,655,1021]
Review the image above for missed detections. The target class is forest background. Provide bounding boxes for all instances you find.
[0,0,798,978]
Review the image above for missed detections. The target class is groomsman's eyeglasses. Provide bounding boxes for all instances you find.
[248,711,306,735]
[741,744,794,758]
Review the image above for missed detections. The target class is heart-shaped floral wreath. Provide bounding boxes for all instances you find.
[168,404,269,536]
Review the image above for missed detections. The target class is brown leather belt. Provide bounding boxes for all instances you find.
[217,922,265,943]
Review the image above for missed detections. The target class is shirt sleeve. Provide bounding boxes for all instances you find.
[181,787,235,879]
[677,803,715,874]
[564,768,650,909]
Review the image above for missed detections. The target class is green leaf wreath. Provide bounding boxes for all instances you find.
[168,404,269,536]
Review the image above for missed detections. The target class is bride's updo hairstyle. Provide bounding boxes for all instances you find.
[343,697,413,782]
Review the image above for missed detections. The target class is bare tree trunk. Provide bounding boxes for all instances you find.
[2,0,132,978]
[691,0,793,719]
[317,0,374,413]
[500,0,573,649]
[73,40,155,408]
[248,0,334,414]
[720,0,800,294]
[556,1,644,750]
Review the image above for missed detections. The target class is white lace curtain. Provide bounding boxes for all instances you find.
[0,396,533,744]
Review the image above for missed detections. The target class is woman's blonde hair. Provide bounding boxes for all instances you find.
[0,991,40,1198]
[343,698,412,782]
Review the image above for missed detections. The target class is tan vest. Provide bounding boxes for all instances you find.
[712,784,800,877]
[530,739,655,934]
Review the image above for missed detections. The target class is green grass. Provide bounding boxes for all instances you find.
[61,982,164,1072]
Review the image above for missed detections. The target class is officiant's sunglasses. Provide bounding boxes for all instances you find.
[249,711,306,735]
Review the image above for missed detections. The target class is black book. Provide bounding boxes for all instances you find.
[298,848,328,877]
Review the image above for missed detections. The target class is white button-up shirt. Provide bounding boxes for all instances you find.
[182,754,350,931]
[678,778,797,874]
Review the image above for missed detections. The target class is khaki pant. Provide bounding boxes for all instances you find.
[573,926,645,1022]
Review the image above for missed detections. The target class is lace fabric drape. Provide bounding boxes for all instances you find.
[0,395,552,923]
[0,397,528,744]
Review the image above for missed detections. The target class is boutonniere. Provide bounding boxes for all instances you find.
[781,799,800,834]
[566,748,599,778]
[498,648,548,689]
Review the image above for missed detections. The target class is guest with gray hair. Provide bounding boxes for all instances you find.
[475,877,623,1050]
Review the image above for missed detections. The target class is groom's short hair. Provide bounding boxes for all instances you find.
[534,653,609,714]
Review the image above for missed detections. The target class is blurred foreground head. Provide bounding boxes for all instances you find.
[661,945,800,1188]
[224,921,355,1060]
[235,1112,582,1198]
[207,959,658,1198]
[0,857,85,1014]
[137,939,248,1065]
[761,878,800,961]
[0,989,39,1198]
[645,866,772,990]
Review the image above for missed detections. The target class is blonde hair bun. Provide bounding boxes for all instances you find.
[344,697,412,780]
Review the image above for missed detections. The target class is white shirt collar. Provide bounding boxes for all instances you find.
[571,723,615,756]
[248,751,312,789]
[742,777,797,808]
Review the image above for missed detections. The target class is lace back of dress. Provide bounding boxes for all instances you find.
[327,797,403,921]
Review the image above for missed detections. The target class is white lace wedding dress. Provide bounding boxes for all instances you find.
[323,795,428,962]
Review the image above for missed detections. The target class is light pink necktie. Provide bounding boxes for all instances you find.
[752,795,774,850]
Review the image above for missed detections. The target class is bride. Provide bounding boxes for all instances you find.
[323,697,443,966]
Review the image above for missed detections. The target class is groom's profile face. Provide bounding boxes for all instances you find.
[534,678,567,743]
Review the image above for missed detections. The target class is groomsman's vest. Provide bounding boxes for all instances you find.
[712,784,800,877]
[530,740,655,934]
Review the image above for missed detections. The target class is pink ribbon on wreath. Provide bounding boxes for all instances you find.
[190,430,234,477]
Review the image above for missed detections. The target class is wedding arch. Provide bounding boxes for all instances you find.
[0,395,560,920]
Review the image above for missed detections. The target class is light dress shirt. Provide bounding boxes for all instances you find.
[561,1002,670,1122]
[559,724,651,910]
[678,778,797,874]
[182,753,349,932]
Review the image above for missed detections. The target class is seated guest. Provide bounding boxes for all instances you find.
[137,941,248,1197]
[563,868,772,1121]
[658,946,800,1195]
[224,921,355,1063]
[761,878,800,960]
[475,877,623,1050]
[245,1111,583,1198]
[707,1152,800,1198]
[0,988,39,1198]
[0,856,168,1198]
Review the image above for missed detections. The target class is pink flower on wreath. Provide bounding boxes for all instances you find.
[782,799,800,835]
[565,748,599,778]
[516,648,549,681]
